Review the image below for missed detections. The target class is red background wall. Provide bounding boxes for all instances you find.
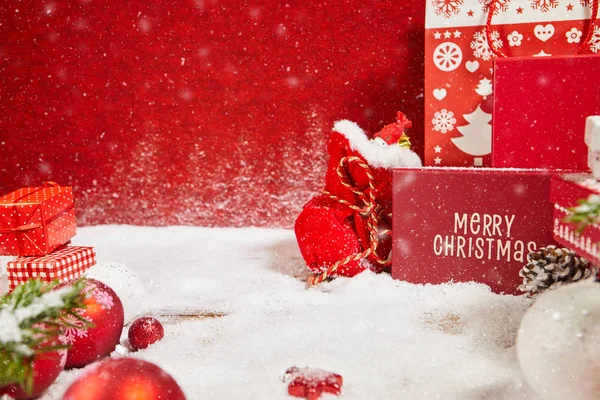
[0,0,424,228]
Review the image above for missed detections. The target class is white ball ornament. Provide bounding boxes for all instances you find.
[516,279,600,400]
[85,262,145,324]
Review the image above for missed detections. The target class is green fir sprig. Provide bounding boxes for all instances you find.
[566,194,600,232]
[0,279,92,395]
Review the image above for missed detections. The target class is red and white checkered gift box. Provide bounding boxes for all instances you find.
[7,245,96,291]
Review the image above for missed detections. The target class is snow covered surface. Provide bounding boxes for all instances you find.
[3,225,541,399]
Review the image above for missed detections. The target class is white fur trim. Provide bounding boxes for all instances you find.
[333,120,422,169]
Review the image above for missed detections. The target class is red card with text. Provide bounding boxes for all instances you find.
[392,168,559,294]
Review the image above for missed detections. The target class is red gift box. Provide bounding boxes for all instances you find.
[7,245,96,291]
[392,167,560,294]
[551,173,600,264]
[493,55,600,170]
[0,183,76,256]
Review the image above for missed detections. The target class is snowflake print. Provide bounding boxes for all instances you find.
[93,287,114,310]
[530,0,559,12]
[478,0,510,15]
[470,30,503,61]
[432,109,457,134]
[431,0,464,18]
[507,31,523,47]
[566,27,583,44]
[61,312,89,344]
[589,26,600,53]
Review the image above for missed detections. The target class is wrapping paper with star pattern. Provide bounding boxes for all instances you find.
[0,183,77,256]
[425,0,599,167]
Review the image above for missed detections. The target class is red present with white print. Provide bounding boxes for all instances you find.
[425,0,599,167]
[0,182,76,256]
[551,173,600,264]
[392,167,560,294]
[7,245,96,291]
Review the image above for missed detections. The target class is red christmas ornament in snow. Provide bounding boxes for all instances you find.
[62,357,186,400]
[284,367,343,400]
[57,278,124,368]
[128,316,164,350]
[0,343,66,400]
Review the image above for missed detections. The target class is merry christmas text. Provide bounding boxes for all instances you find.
[432,213,537,262]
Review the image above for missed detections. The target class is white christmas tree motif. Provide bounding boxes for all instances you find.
[478,0,510,14]
[530,0,559,12]
[559,225,565,238]
[61,312,89,344]
[93,287,114,310]
[431,0,464,18]
[475,78,492,98]
[432,109,457,134]
[471,30,503,61]
[451,105,492,156]
[589,26,600,53]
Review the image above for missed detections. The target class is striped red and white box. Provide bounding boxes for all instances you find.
[7,245,96,291]
[551,174,600,265]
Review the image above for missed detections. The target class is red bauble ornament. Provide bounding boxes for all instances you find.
[62,358,187,400]
[128,317,164,350]
[0,339,67,400]
[57,278,124,368]
[285,367,343,400]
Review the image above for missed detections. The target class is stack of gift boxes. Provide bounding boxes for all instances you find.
[389,0,600,294]
[0,182,96,293]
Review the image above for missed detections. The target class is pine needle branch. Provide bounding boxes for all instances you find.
[0,279,92,395]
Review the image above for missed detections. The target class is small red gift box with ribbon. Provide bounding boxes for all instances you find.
[7,245,96,291]
[550,173,600,265]
[0,182,77,256]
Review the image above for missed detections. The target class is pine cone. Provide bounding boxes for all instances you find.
[518,245,597,297]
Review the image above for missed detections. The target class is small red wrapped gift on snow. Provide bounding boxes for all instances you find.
[7,245,96,291]
[0,182,76,256]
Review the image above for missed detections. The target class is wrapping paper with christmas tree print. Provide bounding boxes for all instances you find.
[550,173,600,265]
[7,245,95,291]
[0,183,77,256]
[425,0,599,167]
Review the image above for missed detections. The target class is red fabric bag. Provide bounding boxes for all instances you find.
[0,183,76,256]
[295,116,421,283]
[424,0,599,167]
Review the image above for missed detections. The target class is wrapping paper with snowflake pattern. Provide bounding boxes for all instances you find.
[425,0,600,167]
[7,245,96,291]
[0,183,77,256]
